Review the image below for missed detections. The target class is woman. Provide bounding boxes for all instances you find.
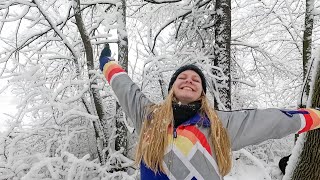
[99,46,320,180]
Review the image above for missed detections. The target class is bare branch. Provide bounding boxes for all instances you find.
[151,0,211,52]
[33,0,79,66]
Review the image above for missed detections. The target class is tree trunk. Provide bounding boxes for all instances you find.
[302,0,314,80]
[213,0,231,110]
[115,0,128,155]
[73,0,108,164]
[291,130,320,180]
[291,61,320,179]
[159,78,166,100]
[311,64,320,107]
[301,0,315,103]
[291,0,320,178]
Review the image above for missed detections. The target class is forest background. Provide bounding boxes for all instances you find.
[0,0,320,179]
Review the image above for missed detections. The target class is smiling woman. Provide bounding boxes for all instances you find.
[169,65,205,105]
[99,45,320,180]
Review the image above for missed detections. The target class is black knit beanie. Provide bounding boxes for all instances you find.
[168,64,207,94]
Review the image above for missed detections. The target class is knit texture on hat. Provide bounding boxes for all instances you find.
[168,64,206,93]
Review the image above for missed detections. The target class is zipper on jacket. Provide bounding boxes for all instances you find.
[173,128,177,138]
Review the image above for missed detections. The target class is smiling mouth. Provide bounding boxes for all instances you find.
[182,87,193,91]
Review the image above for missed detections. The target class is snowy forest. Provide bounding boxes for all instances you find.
[0,0,320,179]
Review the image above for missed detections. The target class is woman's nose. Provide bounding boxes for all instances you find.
[185,78,193,84]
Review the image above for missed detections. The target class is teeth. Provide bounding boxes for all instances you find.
[183,87,192,91]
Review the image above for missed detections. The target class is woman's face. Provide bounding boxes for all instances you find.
[172,70,203,104]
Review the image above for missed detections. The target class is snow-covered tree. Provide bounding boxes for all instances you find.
[0,0,133,178]
[287,0,320,178]
[1,0,320,179]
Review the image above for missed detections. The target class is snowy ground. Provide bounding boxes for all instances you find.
[225,158,283,180]
[224,135,294,180]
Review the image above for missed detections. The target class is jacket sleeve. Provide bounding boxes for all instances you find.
[102,61,153,133]
[216,108,320,151]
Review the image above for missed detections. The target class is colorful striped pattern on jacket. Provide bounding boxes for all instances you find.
[168,125,212,156]
[298,108,320,133]
[283,109,320,134]
[103,61,126,83]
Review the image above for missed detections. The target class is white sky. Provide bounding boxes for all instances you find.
[0,81,17,132]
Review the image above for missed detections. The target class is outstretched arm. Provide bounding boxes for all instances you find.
[217,108,320,151]
[99,45,153,133]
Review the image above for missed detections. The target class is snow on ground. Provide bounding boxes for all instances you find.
[225,158,282,180]
[225,135,294,180]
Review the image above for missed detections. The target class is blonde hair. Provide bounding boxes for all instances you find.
[135,90,232,176]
